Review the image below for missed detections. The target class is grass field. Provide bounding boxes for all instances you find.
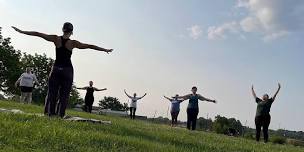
[0,100,303,152]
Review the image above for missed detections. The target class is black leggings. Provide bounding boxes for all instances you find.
[44,66,73,117]
[171,111,180,126]
[129,107,136,119]
[187,108,199,130]
[255,115,271,142]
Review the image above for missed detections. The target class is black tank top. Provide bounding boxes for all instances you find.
[85,87,94,98]
[54,36,72,67]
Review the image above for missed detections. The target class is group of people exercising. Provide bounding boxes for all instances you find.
[12,22,281,143]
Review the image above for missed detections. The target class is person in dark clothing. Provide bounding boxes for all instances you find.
[179,86,216,130]
[77,81,107,113]
[251,83,281,143]
[12,23,113,117]
[164,95,184,127]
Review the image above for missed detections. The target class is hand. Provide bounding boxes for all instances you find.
[104,88,107,90]
[213,100,217,103]
[105,49,113,54]
[278,83,281,88]
[12,26,22,33]
[251,85,254,89]
[15,83,18,88]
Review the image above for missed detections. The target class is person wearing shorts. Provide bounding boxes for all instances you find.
[15,67,39,104]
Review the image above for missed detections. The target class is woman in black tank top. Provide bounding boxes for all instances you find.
[12,23,113,117]
[77,81,107,113]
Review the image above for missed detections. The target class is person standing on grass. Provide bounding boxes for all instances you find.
[164,95,184,127]
[179,86,216,130]
[12,22,113,117]
[77,81,107,113]
[15,67,39,104]
[124,89,147,119]
[251,83,281,143]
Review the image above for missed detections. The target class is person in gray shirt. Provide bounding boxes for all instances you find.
[164,94,184,127]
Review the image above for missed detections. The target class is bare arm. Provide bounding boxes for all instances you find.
[72,40,113,53]
[15,76,21,87]
[198,94,216,103]
[251,85,257,99]
[163,96,172,101]
[12,26,57,42]
[139,93,147,99]
[272,83,281,101]
[178,94,191,100]
[124,90,132,98]
[77,87,88,90]
[94,87,107,91]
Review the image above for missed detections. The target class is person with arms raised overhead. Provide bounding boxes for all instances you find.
[251,83,281,143]
[179,86,216,130]
[164,94,184,127]
[77,81,107,113]
[124,89,147,119]
[12,23,113,117]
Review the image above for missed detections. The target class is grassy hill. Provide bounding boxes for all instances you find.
[0,100,303,152]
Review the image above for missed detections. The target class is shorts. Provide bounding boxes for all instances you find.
[20,86,33,93]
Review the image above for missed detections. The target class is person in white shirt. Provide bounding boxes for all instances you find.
[124,89,147,119]
[15,67,39,104]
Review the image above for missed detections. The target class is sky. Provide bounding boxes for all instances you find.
[0,0,303,131]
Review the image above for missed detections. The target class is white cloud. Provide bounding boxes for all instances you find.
[209,0,304,41]
[207,21,240,40]
[187,25,203,40]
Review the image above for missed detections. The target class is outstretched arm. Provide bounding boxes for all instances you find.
[198,94,216,103]
[77,87,88,90]
[94,87,107,91]
[139,93,147,99]
[251,85,257,99]
[178,94,191,100]
[272,83,281,101]
[124,90,132,98]
[163,96,172,101]
[12,26,57,42]
[72,40,113,53]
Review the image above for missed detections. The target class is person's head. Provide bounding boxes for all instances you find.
[192,86,197,94]
[26,67,31,73]
[173,94,179,100]
[89,81,93,87]
[62,22,73,37]
[133,93,137,97]
[262,94,269,101]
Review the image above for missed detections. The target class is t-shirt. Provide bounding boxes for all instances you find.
[129,97,141,108]
[171,100,182,112]
[19,73,38,87]
[255,98,274,117]
[187,94,199,109]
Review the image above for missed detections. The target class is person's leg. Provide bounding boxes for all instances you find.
[26,92,32,104]
[88,104,93,113]
[57,67,73,118]
[132,108,136,119]
[192,109,199,130]
[170,112,174,126]
[255,116,262,142]
[186,108,192,130]
[129,108,133,119]
[20,91,26,103]
[45,68,60,116]
[175,111,180,126]
[263,115,271,143]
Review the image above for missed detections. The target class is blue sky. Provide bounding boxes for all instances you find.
[0,0,303,131]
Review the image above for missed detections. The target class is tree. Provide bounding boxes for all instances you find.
[0,27,22,96]
[69,85,83,108]
[99,96,129,111]
[197,117,213,131]
[213,115,243,135]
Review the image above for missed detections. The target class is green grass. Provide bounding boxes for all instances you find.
[0,100,303,152]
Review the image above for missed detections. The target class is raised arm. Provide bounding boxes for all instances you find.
[251,85,257,99]
[72,40,113,53]
[163,96,172,101]
[124,90,132,98]
[139,93,147,99]
[12,26,57,42]
[94,87,107,91]
[198,94,216,103]
[272,83,281,101]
